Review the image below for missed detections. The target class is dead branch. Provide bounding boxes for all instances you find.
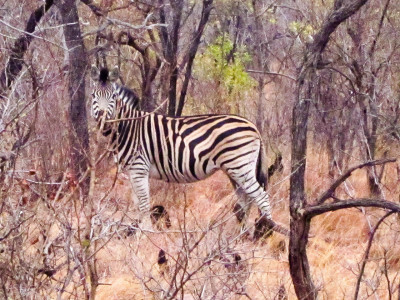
[368,0,391,59]
[247,69,296,82]
[0,215,34,242]
[354,211,395,300]
[305,198,400,218]
[0,0,54,95]
[80,0,104,17]
[260,218,290,237]
[316,158,396,205]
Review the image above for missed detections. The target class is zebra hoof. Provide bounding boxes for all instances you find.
[253,216,274,241]
[233,203,246,223]
[151,205,171,230]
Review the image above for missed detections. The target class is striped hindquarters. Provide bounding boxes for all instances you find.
[140,114,262,184]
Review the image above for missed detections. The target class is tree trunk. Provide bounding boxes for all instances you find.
[290,68,316,299]
[58,0,90,191]
[251,0,269,135]
[158,0,183,116]
[176,0,213,117]
[289,1,368,298]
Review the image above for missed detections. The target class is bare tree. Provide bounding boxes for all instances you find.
[58,0,90,190]
[288,0,400,299]
[84,0,213,115]
[290,0,368,298]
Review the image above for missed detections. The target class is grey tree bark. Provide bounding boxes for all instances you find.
[58,0,90,191]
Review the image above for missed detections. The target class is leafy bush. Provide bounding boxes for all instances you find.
[193,34,256,112]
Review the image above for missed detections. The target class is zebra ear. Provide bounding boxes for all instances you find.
[91,65,100,81]
[109,66,119,82]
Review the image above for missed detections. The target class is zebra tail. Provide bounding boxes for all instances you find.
[256,142,269,191]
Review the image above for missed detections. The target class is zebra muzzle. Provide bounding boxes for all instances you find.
[98,110,105,118]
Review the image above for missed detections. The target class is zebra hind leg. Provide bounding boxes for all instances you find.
[229,179,252,236]
[227,170,273,240]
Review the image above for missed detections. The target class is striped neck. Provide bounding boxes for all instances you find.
[113,83,140,110]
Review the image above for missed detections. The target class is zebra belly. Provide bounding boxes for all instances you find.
[148,162,218,183]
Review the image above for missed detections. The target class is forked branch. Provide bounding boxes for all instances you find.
[316,158,396,205]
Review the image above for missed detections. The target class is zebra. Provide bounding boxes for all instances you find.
[90,65,274,232]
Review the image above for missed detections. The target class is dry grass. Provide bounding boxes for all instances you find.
[2,142,399,299]
[86,149,400,299]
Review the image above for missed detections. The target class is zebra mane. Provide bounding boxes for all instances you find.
[99,68,109,85]
[117,84,140,109]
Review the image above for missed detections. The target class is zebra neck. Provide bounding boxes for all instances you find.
[111,108,145,167]
[113,83,140,109]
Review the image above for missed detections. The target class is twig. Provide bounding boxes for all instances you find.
[13,177,67,185]
[354,211,394,300]
[0,19,70,51]
[105,97,168,123]
[105,14,167,31]
[0,215,34,241]
[246,69,296,82]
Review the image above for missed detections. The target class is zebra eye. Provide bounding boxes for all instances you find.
[91,92,95,97]
[112,94,118,100]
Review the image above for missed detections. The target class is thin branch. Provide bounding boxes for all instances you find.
[0,215,34,241]
[82,21,112,38]
[104,97,168,123]
[81,0,138,16]
[326,66,358,94]
[305,198,400,218]
[0,0,54,94]
[247,69,296,82]
[383,250,392,300]
[106,14,167,31]
[368,0,391,58]
[262,218,290,237]
[316,158,396,205]
[354,211,394,300]
[13,177,68,185]
[116,31,146,54]
[80,0,104,17]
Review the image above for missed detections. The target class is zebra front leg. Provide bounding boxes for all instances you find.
[244,190,274,240]
[129,171,153,232]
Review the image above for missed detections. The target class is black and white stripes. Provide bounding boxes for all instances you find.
[90,66,272,220]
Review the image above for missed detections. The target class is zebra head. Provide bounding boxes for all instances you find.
[90,65,120,121]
